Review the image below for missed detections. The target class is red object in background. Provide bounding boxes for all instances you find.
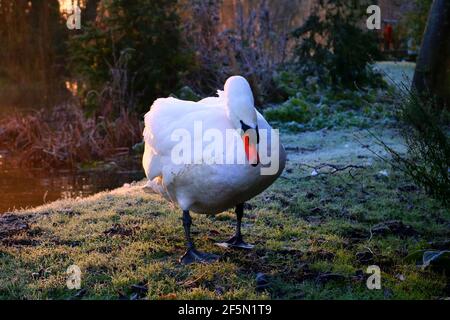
[383,24,393,50]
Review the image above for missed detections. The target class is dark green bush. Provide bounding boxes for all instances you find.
[378,92,450,206]
[68,0,191,114]
[263,83,389,132]
[291,0,383,89]
[264,96,317,124]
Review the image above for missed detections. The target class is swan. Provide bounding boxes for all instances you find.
[142,76,286,264]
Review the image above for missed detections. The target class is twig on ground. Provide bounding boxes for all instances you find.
[299,162,366,177]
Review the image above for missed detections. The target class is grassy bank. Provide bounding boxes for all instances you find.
[1,127,449,300]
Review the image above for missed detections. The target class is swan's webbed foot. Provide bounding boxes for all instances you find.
[216,234,254,250]
[216,203,254,250]
[179,248,219,264]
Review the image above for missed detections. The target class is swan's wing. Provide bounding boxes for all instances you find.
[198,90,225,106]
[142,97,225,181]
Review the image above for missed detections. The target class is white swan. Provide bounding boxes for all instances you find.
[143,76,286,264]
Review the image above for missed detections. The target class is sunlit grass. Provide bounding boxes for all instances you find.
[1,127,448,300]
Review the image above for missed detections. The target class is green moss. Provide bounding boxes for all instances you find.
[265,96,316,124]
[266,70,395,132]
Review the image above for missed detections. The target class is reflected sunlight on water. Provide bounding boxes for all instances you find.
[0,163,145,213]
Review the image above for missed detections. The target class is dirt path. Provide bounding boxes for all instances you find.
[282,126,405,166]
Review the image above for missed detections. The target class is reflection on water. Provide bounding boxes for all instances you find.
[0,163,145,213]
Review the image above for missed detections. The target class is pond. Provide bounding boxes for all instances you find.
[0,156,145,213]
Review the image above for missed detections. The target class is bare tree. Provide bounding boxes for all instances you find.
[0,0,66,108]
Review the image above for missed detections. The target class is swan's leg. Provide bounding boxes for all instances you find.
[179,210,219,264]
[216,203,254,249]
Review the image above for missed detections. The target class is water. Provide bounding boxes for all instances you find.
[0,159,145,213]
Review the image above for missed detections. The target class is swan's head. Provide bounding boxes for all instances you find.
[224,76,259,166]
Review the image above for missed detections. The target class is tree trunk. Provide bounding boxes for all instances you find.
[84,0,100,22]
[412,0,450,107]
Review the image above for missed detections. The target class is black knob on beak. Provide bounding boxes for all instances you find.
[240,121,260,144]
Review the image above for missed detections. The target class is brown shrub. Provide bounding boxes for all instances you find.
[0,103,143,168]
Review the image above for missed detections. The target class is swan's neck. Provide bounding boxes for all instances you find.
[225,96,257,130]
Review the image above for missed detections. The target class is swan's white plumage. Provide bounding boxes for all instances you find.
[143,76,286,214]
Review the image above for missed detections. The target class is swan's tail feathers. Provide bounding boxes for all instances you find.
[142,140,163,180]
[198,90,226,105]
[143,114,153,140]
[143,177,164,194]
[217,90,225,99]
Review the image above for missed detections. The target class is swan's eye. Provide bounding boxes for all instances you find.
[240,120,251,132]
[240,121,260,144]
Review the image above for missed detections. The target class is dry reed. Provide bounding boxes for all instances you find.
[0,102,143,168]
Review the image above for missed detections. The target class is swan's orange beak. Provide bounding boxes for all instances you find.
[243,132,260,167]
